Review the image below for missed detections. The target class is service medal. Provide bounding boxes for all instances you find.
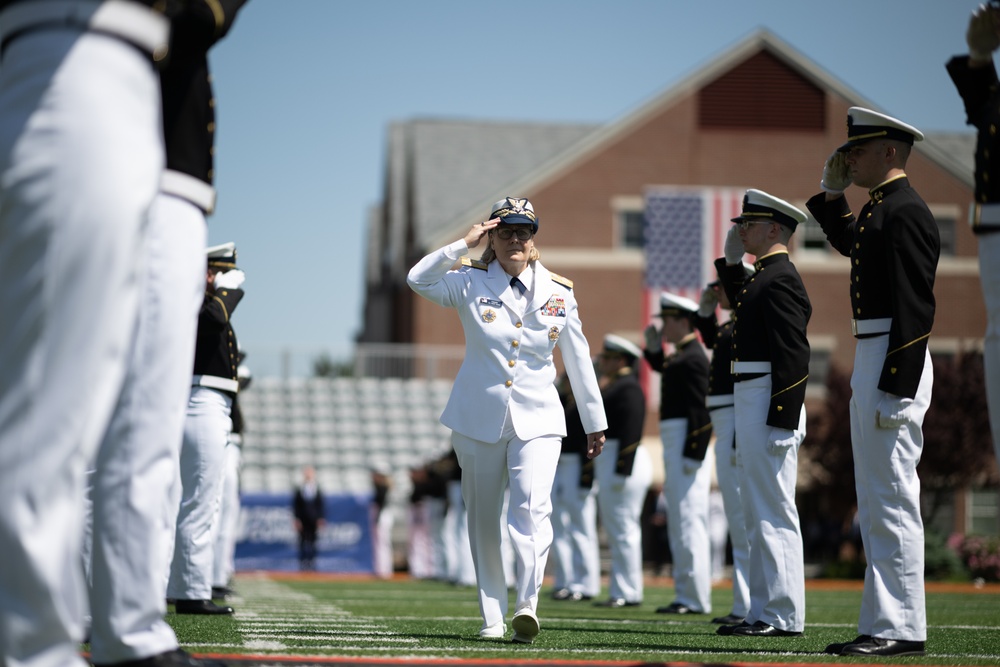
[482,309,496,323]
[548,326,560,341]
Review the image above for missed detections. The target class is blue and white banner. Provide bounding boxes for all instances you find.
[235,493,374,573]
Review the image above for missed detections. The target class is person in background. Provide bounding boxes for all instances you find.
[591,335,651,609]
[948,4,1000,481]
[407,197,607,644]
[695,267,753,626]
[168,242,245,614]
[370,463,395,579]
[293,465,326,570]
[807,107,938,657]
[644,293,713,617]
[715,189,810,639]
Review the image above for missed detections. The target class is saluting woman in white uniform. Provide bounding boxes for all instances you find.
[407,197,607,645]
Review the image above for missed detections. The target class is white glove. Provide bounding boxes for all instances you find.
[876,393,913,429]
[820,151,851,194]
[644,323,661,350]
[968,4,1000,62]
[767,428,798,456]
[724,225,744,264]
[682,457,701,475]
[213,269,246,290]
[697,287,718,318]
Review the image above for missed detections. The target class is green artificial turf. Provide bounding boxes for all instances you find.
[167,573,1000,665]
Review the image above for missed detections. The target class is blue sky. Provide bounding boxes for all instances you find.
[207,0,984,376]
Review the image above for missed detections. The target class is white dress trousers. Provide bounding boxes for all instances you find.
[0,22,164,667]
[709,404,751,618]
[90,193,206,662]
[444,479,476,586]
[659,418,713,613]
[550,453,600,597]
[594,441,653,603]
[850,337,931,642]
[213,436,243,588]
[980,234,1000,467]
[734,375,806,632]
[168,386,232,600]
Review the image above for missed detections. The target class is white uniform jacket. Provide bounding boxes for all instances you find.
[408,240,607,443]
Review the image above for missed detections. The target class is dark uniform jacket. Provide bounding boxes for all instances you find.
[560,388,595,488]
[947,54,1000,232]
[695,314,736,452]
[806,179,939,398]
[601,369,647,476]
[715,253,811,431]
[161,0,247,205]
[193,286,243,392]
[644,335,713,461]
[293,485,325,536]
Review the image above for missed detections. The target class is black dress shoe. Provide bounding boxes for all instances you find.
[93,648,229,667]
[840,637,925,657]
[211,586,234,600]
[173,599,234,615]
[655,602,701,614]
[711,613,745,624]
[729,620,802,637]
[824,634,872,654]
[716,621,751,636]
[594,598,641,608]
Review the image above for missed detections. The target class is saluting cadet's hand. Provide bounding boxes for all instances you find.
[464,218,499,249]
[586,432,605,459]
[697,287,718,318]
[767,428,798,456]
[643,323,661,350]
[820,151,851,195]
[875,393,913,429]
[214,269,245,290]
[968,4,1000,63]
[724,225,744,265]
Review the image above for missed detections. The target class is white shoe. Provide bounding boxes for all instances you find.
[511,609,539,644]
[479,622,506,639]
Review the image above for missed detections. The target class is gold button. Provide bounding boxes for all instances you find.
[855,259,860,265]
[512,340,519,348]
[515,322,522,328]
[855,292,860,298]
[866,212,872,218]
[505,380,512,387]
[856,307,861,315]
[776,405,783,412]
[991,124,997,136]
[855,243,860,249]
[208,122,216,132]
[508,360,515,367]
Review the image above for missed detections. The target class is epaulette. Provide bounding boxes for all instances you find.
[460,257,488,271]
[550,272,574,289]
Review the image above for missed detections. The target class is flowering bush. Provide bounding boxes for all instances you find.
[947,533,1000,582]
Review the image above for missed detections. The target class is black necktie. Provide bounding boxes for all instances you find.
[510,276,526,296]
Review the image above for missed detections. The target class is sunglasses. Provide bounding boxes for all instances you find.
[495,227,533,241]
[736,219,774,231]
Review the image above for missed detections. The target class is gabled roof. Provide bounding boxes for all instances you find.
[424,28,974,248]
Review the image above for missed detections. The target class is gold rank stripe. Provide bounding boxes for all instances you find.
[460,257,488,270]
[771,374,808,398]
[848,130,888,142]
[688,422,712,438]
[618,441,639,455]
[204,0,226,36]
[886,332,931,357]
[210,293,230,321]
[550,272,574,289]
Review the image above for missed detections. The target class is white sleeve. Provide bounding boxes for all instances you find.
[406,239,470,309]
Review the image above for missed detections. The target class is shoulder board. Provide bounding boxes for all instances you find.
[460,257,488,271]
[550,272,574,289]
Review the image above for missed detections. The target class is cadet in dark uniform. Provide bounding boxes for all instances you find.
[293,466,326,570]
[715,189,810,639]
[694,266,753,626]
[592,335,651,608]
[948,4,1000,472]
[644,293,713,616]
[168,242,245,615]
[807,108,938,657]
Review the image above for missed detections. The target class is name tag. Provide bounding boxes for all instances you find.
[479,297,503,307]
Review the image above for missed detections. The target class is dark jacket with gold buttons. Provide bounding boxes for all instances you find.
[602,369,647,476]
[947,54,1000,232]
[695,314,736,401]
[161,0,247,188]
[715,253,811,431]
[806,179,939,399]
[193,287,243,393]
[644,335,713,461]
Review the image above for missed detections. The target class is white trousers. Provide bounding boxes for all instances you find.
[444,479,476,586]
[659,418,712,613]
[980,234,1000,468]
[90,194,205,662]
[0,29,162,667]
[851,337,930,641]
[734,375,806,632]
[168,387,232,600]
[594,441,652,603]
[372,502,395,579]
[710,405,751,618]
[212,440,242,588]
[452,413,561,630]
[550,453,600,597]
